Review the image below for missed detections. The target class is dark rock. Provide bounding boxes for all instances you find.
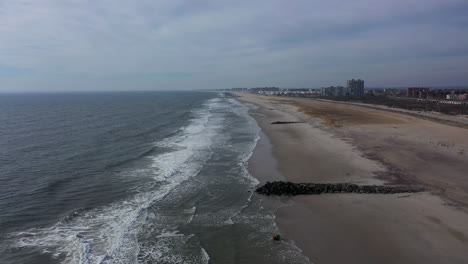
[255,181,424,196]
[271,121,303,124]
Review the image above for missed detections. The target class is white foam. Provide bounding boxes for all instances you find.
[156,230,184,238]
[186,206,196,224]
[201,248,210,264]
[226,98,261,212]
[228,98,261,186]
[12,98,227,264]
[11,96,274,264]
[191,98,262,228]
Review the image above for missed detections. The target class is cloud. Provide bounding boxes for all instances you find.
[0,0,467,91]
[0,64,33,78]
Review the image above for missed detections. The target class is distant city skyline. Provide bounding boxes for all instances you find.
[1,0,468,92]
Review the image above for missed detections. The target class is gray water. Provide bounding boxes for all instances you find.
[0,91,309,264]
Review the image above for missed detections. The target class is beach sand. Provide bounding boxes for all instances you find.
[238,92,468,264]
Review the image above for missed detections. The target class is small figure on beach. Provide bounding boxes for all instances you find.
[272,235,281,241]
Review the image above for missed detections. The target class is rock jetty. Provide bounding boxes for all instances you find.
[271,121,302,124]
[256,181,424,196]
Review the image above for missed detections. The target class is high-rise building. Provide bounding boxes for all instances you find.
[346,79,364,96]
[321,86,344,96]
[406,87,430,98]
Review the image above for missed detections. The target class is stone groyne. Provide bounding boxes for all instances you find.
[256,181,424,196]
[271,121,303,124]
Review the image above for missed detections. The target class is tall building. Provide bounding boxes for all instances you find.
[407,87,430,98]
[346,79,364,96]
[321,86,344,96]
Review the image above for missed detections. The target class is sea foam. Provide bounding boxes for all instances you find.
[12,98,225,264]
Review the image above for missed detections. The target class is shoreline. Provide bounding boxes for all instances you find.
[238,92,468,263]
[314,98,468,128]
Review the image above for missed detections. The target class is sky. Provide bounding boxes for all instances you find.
[1,0,468,91]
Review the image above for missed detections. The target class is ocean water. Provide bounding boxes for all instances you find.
[0,91,309,264]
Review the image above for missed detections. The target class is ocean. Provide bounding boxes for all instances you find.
[0,91,309,264]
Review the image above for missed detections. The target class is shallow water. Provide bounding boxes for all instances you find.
[0,91,309,264]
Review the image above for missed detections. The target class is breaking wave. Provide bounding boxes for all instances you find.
[11,98,224,264]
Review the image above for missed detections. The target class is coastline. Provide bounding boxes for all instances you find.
[314,98,468,128]
[238,92,468,263]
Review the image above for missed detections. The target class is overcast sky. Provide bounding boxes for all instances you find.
[1,0,468,91]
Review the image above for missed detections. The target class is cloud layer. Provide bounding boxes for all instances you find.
[1,0,468,91]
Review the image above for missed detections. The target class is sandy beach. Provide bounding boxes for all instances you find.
[237,92,468,264]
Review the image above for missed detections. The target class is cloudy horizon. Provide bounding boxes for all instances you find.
[1,0,468,92]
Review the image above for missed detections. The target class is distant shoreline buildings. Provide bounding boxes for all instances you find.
[406,87,468,101]
[407,87,430,98]
[347,79,365,97]
[223,80,468,102]
[320,79,364,97]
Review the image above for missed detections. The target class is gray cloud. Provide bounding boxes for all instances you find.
[1,0,467,91]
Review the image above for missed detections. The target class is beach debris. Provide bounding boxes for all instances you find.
[256,181,424,196]
[271,121,303,124]
[272,235,281,241]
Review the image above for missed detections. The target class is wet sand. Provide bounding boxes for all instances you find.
[238,92,468,264]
